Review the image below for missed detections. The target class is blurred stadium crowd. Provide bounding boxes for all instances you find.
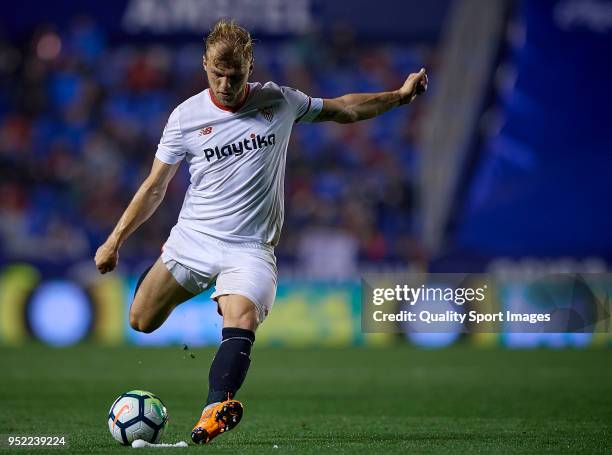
[0,18,431,276]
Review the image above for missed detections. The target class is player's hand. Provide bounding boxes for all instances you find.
[398,68,428,104]
[95,241,119,274]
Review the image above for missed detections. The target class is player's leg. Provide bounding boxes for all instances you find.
[191,294,259,444]
[191,245,276,444]
[218,293,259,330]
[206,294,258,401]
[129,257,196,333]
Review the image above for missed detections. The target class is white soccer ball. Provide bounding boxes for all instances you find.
[107,390,168,445]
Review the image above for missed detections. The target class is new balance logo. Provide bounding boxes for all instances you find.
[198,126,213,136]
[203,133,276,162]
[259,107,274,122]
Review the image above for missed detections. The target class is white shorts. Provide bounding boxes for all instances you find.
[160,224,277,323]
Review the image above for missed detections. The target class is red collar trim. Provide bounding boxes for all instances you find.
[208,85,250,113]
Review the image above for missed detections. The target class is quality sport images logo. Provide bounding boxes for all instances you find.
[203,133,276,162]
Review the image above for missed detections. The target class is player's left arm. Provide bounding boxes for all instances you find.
[314,68,428,123]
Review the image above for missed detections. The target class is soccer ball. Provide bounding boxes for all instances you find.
[107,390,168,445]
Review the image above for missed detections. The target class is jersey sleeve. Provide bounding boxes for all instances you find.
[155,107,185,164]
[280,86,323,123]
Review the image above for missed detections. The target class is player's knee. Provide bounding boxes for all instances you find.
[131,319,157,334]
[222,303,259,330]
[129,312,144,332]
[225,312,258,331]
[129,308,157,333]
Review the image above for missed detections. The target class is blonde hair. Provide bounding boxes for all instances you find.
[205,19,253,66]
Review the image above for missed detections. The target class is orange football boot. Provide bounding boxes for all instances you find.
[191,399,244,444]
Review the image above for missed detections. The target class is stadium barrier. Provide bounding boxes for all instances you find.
[0,263,609,348]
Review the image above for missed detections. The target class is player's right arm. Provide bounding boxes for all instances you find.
[94,158,180,274]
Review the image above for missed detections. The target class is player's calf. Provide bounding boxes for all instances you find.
[192,325,255,444]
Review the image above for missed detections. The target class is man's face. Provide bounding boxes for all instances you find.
[204,46,252,107]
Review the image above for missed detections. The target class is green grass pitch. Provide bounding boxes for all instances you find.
[1,345,610,453]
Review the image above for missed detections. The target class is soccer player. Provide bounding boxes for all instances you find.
[94,19,427,444]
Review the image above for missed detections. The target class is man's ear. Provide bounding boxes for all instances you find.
[202,55,207,71]
[249,59,254,76]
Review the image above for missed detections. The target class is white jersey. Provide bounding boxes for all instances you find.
[155,81,323,246]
